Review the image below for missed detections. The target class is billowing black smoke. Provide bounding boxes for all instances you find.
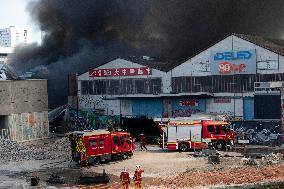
[10,0,284,108]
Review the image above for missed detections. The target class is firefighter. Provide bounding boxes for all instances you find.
[120,167,130,189]
[80,151,88,167]
[140,134,147,151]
[133,165,144,189]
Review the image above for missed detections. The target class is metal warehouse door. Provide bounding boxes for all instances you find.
[254,94,281,119]
[243,97,254,120]
[132,98,163,118]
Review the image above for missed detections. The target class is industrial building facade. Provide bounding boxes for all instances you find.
[0,79,49,141]
[76,34,284,121]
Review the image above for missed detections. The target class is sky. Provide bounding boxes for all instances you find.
[0,0,41,43]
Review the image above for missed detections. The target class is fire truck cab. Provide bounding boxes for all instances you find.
[165,120,235,151]
[69,130,134,165]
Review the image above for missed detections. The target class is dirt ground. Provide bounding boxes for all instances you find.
[0,138,283,189]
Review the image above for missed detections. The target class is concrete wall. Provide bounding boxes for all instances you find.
[0,80,48,115]
[8,111,49,142]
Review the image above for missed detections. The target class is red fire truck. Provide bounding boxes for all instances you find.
[165,120,235,151]
[69,130,134,165]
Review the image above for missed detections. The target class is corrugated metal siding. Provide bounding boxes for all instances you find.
[132,98,163,118]
[172,98,206,117]
[243,97,254,120]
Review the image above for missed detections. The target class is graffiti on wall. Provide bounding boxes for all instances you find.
[231,121,282,145]
[172,109,201,117]
[69,108,120,131]
[208,111,242,121]
[8,111,49,142]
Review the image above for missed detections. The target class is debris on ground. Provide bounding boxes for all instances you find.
[261,153,284,165]
[46,172,65,184]
[241,157,258,166]
[0,137,70,162]
[152,165,284,188]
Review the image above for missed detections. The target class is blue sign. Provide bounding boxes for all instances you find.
[210,49,256,75]
[214,51,252,61]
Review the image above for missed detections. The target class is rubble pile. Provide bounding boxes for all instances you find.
[241,157,258,166]
[0,137,71,162]
[261,153,284,165]
[153,165,284,188]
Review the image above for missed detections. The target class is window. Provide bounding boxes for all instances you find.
[113,136,120,145]
[100,139,105,145]
[215,125,221,134]
[222,125,229,133]
[207,125,215,133]
[113,136,123,146]
[108,80,120,95]
[88,81,94,95]
[89,140,97,146]
[151,78,162,94]
[135,79,145,93]
[81,81,89,95]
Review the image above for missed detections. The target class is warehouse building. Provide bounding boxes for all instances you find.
[76,34,284,121]
[0,66,49,141]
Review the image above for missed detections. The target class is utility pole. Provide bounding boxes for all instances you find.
[230,76,237,120]
[233,75,236,119]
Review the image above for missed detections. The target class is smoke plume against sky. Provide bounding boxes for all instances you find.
[10,0,284,107]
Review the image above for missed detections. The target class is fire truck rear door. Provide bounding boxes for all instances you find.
[87,136,99,156]
[176,123,202,142]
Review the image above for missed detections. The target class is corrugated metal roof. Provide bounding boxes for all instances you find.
[84,34,284,74]
[233,33,284,56]
[123,56,181,72]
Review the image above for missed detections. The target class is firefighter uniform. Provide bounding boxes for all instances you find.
[120,168,130,189]
[140,134,147,151]
[133,165,144,189]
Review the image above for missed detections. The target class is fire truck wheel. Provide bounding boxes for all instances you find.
[93,157,100,165]
[215,140,225,150]
[122,153,128,160]
[179,143,188,152]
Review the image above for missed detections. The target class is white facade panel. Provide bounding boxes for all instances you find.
[78,58,169,94]
[78,58,167,80]
[171,36,233,77]
[206,98,243,118]
[172,35,284,77]
[232,36,280,74]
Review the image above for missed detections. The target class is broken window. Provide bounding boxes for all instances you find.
[135,79,145,93]
[88,81,94,94]
[109,79,120,95]
[81,81,89,95]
